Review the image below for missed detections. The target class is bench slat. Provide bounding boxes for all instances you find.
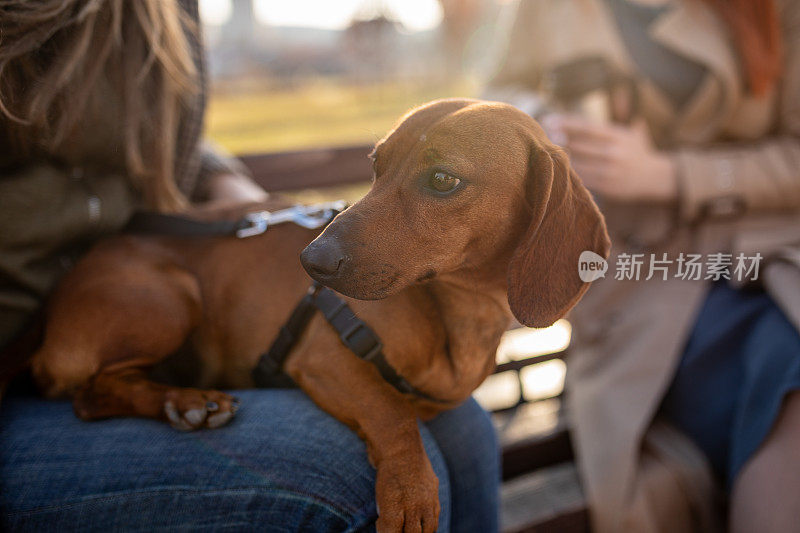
[502,427,573,481]
[240,146,373,192]
[501,462,588,533]
[494,350,566,374]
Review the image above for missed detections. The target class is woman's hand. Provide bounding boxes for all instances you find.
[206,172,269,203]
[542,115,678,203]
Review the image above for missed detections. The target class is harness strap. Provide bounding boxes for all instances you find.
[253,284,444,403]
[313,288,437,399]
[251,283,322,389]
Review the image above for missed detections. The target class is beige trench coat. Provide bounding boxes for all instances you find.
[486,0,800,531]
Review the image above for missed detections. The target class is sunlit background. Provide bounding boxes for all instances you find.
[202,0,444,32]
[199,0,514,152]
[199,0,568,408]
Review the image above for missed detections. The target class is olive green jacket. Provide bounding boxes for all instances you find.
[0,0,243,351]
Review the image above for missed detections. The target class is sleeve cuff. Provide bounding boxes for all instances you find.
[673,150,747,223]
[194,141,252,201]
[199,141,251,179]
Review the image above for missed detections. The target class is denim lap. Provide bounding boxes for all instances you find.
[0,389,498,532]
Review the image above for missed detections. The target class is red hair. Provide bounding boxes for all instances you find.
[703,0,783,95]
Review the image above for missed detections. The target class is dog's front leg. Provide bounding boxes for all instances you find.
[286,341,440,533]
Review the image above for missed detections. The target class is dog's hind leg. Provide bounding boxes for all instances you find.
[31,251,237,429]
[73,365,239,430]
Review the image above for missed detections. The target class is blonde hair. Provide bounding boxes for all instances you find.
[0,0,199,211]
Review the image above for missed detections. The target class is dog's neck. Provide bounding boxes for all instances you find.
[400,274,512,400]
[431,248,515,318]
[426,275,511,322]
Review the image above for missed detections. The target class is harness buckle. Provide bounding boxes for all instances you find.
[236,211,270,238]
[340,322,383,361]
[236,201,347,238]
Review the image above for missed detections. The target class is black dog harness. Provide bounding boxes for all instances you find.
[125,202,441,403]
[252,281,443,402]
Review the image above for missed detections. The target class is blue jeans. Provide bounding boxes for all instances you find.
[661,282,800,488]
[0,389,499,532]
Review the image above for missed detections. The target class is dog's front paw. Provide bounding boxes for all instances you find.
[375,457,440,533]
[163,389,239,430]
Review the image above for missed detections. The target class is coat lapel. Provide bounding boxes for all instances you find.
[648,0,742,140]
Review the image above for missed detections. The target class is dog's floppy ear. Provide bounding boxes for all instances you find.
[507,141,610,328]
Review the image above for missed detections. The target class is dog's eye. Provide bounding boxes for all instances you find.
[428,172,461,193]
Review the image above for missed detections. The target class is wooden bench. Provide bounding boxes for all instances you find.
[492,353,587,532]
[240,146,590,533]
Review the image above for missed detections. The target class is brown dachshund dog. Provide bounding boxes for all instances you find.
[30,98,609,532]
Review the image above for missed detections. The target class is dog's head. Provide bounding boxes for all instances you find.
[301,98,610,327]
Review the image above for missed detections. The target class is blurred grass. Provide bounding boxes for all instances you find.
[205,78,475,155]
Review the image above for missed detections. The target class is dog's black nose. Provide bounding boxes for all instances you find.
[301,241,344,278]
